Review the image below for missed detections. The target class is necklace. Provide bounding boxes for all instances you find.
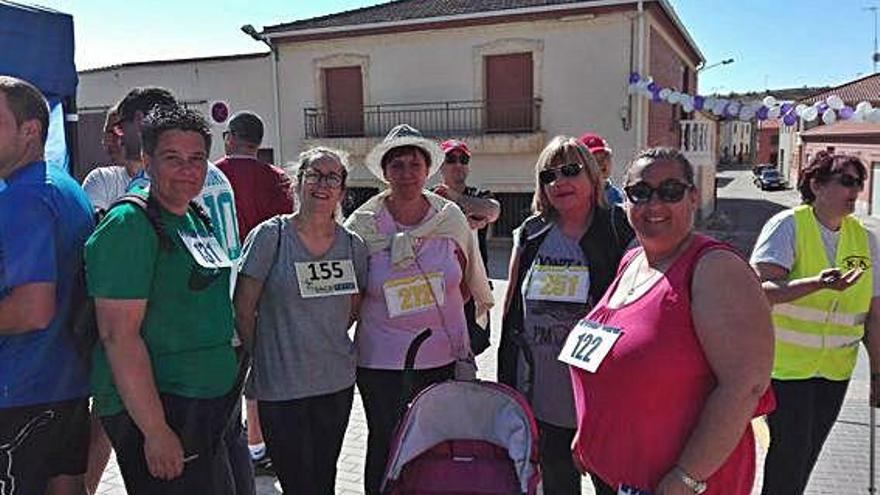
[625,254,661,297]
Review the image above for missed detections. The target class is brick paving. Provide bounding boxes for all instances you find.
[96,167,879,494]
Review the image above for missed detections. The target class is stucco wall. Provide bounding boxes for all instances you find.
[275,12,646,191]
[77,55,274,161]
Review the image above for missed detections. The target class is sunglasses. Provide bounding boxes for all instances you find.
[539,163,583,185]
[445,154,470,165]
[832,173,864,190]
[624,179,693,205]
[302,171,345,188]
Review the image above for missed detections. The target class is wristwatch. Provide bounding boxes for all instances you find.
[674,466,707,494]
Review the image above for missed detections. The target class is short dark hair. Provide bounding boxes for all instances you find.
[227,111,264,144]
[380,145,431,171]
[116,87,177,123]
[141,105,212,156]
[798,152,867,204]
[0,75,49,144]
[625,147,695,185]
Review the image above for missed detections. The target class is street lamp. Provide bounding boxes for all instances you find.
[698,58,734,73]
[864,7,879,73]
[241,24,271,49]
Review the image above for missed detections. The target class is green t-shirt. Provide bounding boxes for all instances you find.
[85,199,237,416]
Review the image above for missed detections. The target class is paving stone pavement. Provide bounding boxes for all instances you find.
[96,167,879,494]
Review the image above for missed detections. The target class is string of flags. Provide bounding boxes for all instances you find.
[628,72,880,126]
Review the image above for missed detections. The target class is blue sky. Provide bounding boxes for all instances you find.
[34,0,875,94]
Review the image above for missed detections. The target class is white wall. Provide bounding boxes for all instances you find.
[274,13,641,191]
[77,55,274,161]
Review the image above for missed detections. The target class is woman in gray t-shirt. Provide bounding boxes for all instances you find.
[234,147,368,494]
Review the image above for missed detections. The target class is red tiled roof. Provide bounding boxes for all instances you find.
[264,0,595,33]
[800,121,880,137]
[800,73,880,106]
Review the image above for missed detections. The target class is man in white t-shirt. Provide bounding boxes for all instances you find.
[81,107,132,212]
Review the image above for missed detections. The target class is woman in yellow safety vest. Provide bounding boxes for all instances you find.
[751,151,880,494]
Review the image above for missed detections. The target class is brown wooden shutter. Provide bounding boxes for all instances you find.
[324,66,364,137]
[485,53,533,132]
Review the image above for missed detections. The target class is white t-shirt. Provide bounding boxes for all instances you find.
[750,209,880,297]
[81,165,134,211]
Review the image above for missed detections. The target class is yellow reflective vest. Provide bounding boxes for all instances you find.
[771,205,873,381]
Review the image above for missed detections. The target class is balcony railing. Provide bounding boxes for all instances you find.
[304,99,542,139]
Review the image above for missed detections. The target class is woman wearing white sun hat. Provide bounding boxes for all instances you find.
[345,124,493,494]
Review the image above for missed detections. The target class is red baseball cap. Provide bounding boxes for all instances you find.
[578,133,612,155]
[440,139,471,157]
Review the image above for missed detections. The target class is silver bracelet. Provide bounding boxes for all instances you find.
[673,466,707,494]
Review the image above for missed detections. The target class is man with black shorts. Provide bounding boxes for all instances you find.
[0,76,94,495]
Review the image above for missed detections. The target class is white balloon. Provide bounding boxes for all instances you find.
[826,95,845,111]
[856,101,873,114]
[768,106,781,119]
[869,108,880,124]
[821,109,837,125]
[667,91,680,104]
[739,107,755,121]
[658,88,672,100]
[762,96,777,107]
[703,97,716,111]
[851,111,866,123]
[682,101,695,113]
[727,102,741,116]
[628,82,640,94]
[795,104,809,117]
[713,100,728,116]
[802,106,819,122]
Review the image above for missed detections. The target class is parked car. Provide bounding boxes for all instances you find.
[752,163,775,177]
[754,168,786,190]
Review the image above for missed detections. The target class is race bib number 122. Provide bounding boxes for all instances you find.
[558,320,621,373]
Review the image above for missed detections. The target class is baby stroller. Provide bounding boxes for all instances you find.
[380,378,541,494]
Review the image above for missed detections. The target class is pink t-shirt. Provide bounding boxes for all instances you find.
[570,234,772,494]
[356,207,468,370]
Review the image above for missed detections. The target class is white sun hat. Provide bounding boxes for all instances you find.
[364,124,445,183]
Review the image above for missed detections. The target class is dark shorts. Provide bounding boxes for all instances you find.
[0,397,90,493]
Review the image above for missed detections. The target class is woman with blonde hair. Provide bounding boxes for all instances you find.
[498,135,634,494]
[234,147,369,494]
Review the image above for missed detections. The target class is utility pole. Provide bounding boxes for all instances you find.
[866,6,879,73]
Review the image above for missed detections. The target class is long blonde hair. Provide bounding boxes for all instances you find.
[531,135,607,216]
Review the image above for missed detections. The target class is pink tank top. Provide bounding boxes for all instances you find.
[356,207,467,370]
[570,234,769,494]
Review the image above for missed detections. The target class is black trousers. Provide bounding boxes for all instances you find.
[537,420,581,495]
[225,398,255,495]
[102,393,236,495]
[590,474,617,495]
[258,386,354,495]
[761,378,849,495]
[357,363,455,495]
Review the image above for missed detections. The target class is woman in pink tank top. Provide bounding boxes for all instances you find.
[567,148,775,495]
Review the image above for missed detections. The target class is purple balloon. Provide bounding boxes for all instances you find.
[629,72,641,84]
[818,102,829,114]
[756,106,769,120]
[694,95,705,110]
[647,82,659,93]
[783,112,798,126]
[780,103,793,115]
[839,106,855,120]
[651,89,663,102]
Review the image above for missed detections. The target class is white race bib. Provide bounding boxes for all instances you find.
[294,259,359,298]
[558,320,621,373]
[526,264,590,303]
[178,230,233,269]
[383,272,445,318]
[618,485,652,495]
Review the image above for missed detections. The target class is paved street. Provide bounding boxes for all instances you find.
[97,166,879,494]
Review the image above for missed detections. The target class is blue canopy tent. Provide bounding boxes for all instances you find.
[0,1,77,174]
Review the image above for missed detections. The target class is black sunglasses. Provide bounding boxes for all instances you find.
[832,173,865,190]
[624,179,693,205]
[539,163,583,185]
[445,154,470,165]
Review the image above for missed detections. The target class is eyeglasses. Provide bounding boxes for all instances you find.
[538,163,583,185]
[624,179,693,205]
[833,173,864,190]
[445,154,470,165]
[302,171,345,188]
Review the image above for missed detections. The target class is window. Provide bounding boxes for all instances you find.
[485,53,534,132]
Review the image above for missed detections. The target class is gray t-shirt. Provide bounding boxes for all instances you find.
[519,225,591,428]
[239,215,369,400]
[82,165,133,211]
[751,209,880,296]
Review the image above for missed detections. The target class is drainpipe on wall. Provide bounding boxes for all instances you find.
[270,44,283,165]
[635,0,645,151]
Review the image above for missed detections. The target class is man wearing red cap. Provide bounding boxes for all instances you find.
[578,133,624,205]
[434,139,500,355]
